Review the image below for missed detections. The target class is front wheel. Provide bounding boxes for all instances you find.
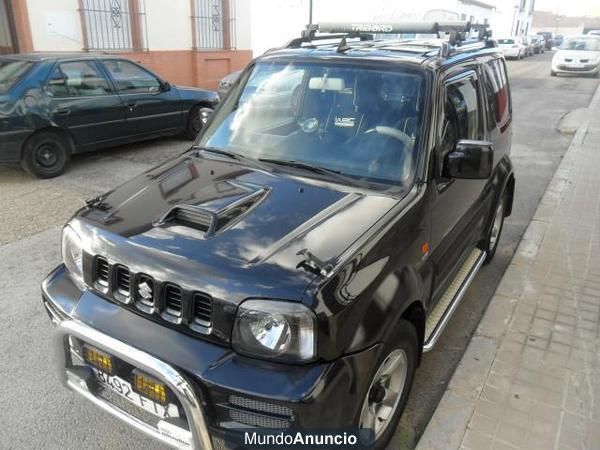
[185,105,213,140]
[21,130,70,178]
[483,193,506,264]
[358,320,418,450]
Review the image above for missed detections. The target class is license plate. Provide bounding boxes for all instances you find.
[93,369,179,419]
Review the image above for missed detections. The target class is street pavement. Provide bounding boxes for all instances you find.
[394,51,599,449]
[417,77,600,450]
[0,52,597,449]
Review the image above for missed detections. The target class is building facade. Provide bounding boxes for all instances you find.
[0,0,252,89]
[531,10,600,36]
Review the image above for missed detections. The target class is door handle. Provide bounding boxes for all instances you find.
[55,108,71,116]
[127,102,138,111]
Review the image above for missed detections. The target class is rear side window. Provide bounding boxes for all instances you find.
[482,59,511,131]
[46,61,112,97]
[102,60,160,94]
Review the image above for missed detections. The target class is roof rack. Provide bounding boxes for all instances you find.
[284,21,494,56]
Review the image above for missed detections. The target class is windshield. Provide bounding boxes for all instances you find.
[197,61,426,187]
[498,39,515,44]
[0,59,32,94]
[561,37,600,51]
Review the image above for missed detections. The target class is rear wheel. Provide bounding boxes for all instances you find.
[483,192,506,263]
[21,130,70,178]
[358,319,418,450]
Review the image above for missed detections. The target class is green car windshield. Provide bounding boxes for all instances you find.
[197,61,426,187]
[0,59,32,94]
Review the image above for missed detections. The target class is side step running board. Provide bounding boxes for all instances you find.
[423,248,486,352]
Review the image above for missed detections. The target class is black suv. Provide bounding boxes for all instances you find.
[43,22,515,450]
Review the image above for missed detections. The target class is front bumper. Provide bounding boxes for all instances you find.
[552,62,600,74]
[43,265,381,449]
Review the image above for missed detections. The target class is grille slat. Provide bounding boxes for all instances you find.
[115,266,131,297]
[96,257,109,287]
[164,285,183,316]
[193,293,212,326]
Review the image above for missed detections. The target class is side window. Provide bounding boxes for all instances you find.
[440,75,480,159]
[483,59,511,130]
[46,61,111,97]
[103,60,160,94]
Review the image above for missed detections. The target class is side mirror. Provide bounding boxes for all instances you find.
[444,140,494,179]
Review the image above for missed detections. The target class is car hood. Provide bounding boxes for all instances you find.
[74,152,400,301]
[554,50,600,60]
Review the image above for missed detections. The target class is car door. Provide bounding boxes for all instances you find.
[429,69,489,299]
[100,59,183,137]
[44,59,127,149]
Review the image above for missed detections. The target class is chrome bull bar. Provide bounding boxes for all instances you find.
[57,319,214,450]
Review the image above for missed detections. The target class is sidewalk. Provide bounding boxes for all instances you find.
[417,82,600,450]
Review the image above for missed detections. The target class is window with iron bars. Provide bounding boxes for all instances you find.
[80,0,148,51]
[192,0,237,50]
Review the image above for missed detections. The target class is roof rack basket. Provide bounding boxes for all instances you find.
[285,21,494,56]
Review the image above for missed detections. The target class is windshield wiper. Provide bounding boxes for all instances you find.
[193,146,272,172]
[258,158,367,188]
[193,146,242,160]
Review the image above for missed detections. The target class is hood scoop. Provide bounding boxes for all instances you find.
[154,187,269,238]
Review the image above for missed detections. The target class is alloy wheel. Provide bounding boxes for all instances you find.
[489,197,505,250]
[359,349,408,441]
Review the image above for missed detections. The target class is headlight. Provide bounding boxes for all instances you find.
[232,300,317,363]
[62,225,84,284]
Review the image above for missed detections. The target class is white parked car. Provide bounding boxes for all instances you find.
[497,37,526,59]
[551,35,600,77]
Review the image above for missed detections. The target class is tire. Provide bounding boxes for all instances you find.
[483,192,507,264]
[184,105,212,140]
[358,319,418,450]
[551,71,557,77]
[21,130,70,178]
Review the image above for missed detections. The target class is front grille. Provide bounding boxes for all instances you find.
[164,284,183,316]
[96,257,109,287]
[229,410,290,429]
[115,265,131,297]
[91,256,213,333]
[226,395,293,429]
[229,395,293,417]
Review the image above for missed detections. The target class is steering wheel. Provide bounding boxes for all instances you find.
[363,126,414,148]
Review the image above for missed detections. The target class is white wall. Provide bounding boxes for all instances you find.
[234,0,252,50]
[249,0,500,55]
[27,0,84,51]
[144,0,192,50]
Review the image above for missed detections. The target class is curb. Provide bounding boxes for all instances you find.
[415,82,600,450]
